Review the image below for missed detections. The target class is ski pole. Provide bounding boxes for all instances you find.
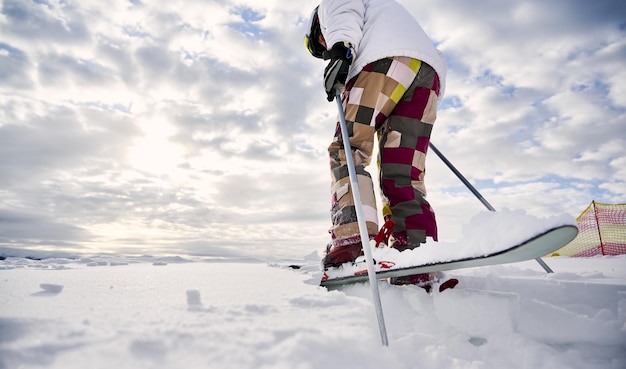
[428,142,554,273]
[335,91,389,346]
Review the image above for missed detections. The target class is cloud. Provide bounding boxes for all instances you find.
[421,1,625,176]
[0,0,623,258]
[0,208,89,249]
[1,0,90,44]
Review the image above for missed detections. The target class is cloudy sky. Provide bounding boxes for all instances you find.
[1,0,624,259]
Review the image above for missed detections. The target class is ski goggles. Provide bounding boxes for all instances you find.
[304,35,325,59]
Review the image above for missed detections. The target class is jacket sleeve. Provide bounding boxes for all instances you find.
[318,0,365,53]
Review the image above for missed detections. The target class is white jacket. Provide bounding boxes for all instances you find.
[318,0,447,99]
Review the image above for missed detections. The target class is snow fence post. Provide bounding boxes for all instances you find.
[428,142,554,273]
[335,92,389,346]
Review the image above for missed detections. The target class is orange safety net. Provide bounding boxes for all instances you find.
[551,201,626,257]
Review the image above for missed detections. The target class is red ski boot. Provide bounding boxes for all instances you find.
[322,243,363,269]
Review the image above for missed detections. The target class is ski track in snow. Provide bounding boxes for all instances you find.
[0,254,625,369]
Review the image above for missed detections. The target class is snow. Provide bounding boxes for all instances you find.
[1,256,625,369]
[1,211,625,369]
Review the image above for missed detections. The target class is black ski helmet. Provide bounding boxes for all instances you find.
[304,6,325,59]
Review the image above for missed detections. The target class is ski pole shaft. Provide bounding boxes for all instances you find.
[428,143,495,211]
[428,142,554,273]
[335,92,389,346]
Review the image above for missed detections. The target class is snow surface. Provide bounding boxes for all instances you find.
[0,254,625,369]
[1,210,625,369]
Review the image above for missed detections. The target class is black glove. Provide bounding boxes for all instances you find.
[323,42,354,102]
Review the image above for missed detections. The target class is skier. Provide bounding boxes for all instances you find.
[304,0,447,285]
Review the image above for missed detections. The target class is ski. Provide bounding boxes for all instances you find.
[321,224,578,288]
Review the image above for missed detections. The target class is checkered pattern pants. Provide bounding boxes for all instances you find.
[329,57,440,248]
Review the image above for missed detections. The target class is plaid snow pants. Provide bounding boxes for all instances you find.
[329,56,440,248]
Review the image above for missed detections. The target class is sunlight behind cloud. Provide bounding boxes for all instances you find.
[129,118,185,176]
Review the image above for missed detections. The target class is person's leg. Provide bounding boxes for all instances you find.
[375,60,440,286]
[324,78,379,268]
[378,60,440,250]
